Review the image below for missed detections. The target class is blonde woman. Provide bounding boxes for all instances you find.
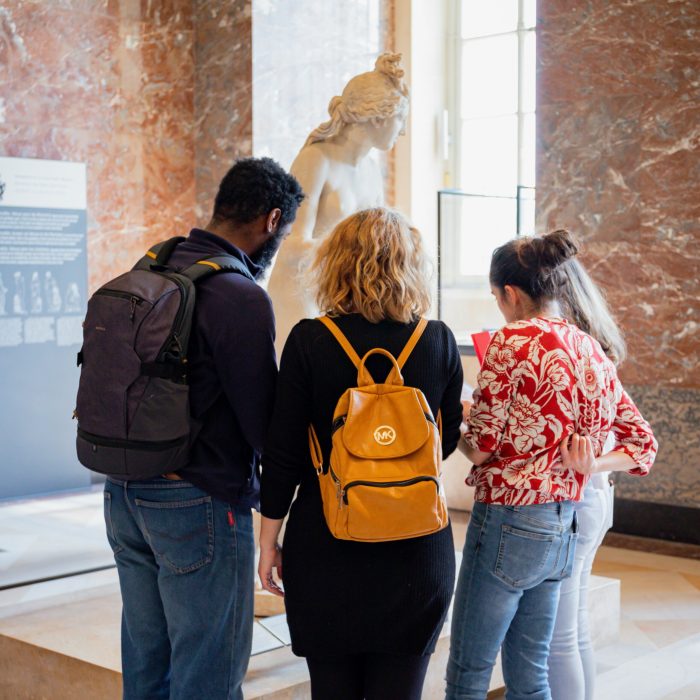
[267,53,409,354]
[260,208,463,700]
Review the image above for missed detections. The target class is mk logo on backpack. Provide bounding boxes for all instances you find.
[308,317,449,542]
[74,236,254,480]
[373,425,396,445]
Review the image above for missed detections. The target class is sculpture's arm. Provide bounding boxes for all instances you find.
[288,146,329,243]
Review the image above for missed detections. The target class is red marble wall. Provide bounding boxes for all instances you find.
[0,1,198,292]
[537,0,700,509]
[0,0,255,294]
[193,0,252,223]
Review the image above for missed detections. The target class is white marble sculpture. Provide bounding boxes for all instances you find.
[267,52,409,356]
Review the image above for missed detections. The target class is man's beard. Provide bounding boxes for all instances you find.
[251,227,286,279]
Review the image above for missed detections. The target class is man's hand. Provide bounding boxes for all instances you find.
[258,543,284,597]
[560,433,597,475]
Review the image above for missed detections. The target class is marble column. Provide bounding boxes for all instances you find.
[537,0,700,517]
[193,0,252,225]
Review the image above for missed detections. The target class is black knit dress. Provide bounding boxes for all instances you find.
[261,315,463,658]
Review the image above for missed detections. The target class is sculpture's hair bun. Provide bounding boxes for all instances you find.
[374,53,408,95]
[306,52,408,147]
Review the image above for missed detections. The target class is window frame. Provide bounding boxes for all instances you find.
[444,0,536,289]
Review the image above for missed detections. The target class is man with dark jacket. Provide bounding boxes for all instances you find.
[104,158,303,700]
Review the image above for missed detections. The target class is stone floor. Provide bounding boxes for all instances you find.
[592,545,700,700]
[449,510,700,700]
[1,494,700,698]
[0,488,112,589]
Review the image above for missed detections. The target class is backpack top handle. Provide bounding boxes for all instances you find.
[358,347,404,387]
[318,316,429,387]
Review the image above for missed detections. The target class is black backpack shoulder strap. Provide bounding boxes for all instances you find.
[180,254,256,284]
[133,237,186,271]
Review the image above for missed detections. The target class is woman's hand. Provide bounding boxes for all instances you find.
[560,433,598,475]
[461,400,473,423]
[258,543,284,597]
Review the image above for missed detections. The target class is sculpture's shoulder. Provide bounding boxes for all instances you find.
[290,142,331,183]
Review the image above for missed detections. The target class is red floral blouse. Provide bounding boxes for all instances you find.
[464,317,657,505]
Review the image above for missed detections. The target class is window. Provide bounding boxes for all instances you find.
[439,0,536,343]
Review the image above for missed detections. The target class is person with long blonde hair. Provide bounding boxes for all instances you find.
[259,208,463,700]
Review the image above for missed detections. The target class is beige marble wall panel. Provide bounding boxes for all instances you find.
[136,19,195,249]
[381,0,396,206]
[193,0,252,225]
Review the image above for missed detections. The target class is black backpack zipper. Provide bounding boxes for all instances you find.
[78,428,187,451]
[341,475,439,505]
[96,288,145,320]
[148,270,191,367]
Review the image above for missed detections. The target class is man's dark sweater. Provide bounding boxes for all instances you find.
[166,228,277,508]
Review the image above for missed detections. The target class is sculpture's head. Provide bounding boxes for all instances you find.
[305,53,410,149]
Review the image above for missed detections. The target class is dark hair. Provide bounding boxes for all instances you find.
[490,229,626,365]
[213,157,304,229]
[489,229,578,301]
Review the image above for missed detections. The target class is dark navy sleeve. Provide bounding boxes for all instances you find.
[201,276,278,454]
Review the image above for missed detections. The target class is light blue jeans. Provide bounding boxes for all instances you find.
[104,477,255,700]
[446,500,578,700]
[548,479,613,700]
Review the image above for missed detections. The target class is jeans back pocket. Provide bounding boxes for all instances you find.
[135,496,214,574]
[495,524,556,588]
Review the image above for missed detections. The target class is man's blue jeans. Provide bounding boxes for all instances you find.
[104,477,254,700]
[446,500,578,700]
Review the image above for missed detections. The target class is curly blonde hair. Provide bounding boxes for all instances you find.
[310,208,431,323]
[305,53,410,147]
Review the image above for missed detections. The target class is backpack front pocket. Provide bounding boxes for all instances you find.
[344,476,445,541]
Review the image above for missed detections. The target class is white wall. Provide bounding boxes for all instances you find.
[393,0,450,300]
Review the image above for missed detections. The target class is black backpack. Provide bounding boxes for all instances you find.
[74,236,254,480]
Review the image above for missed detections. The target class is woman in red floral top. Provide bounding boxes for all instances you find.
[445,230,657,700]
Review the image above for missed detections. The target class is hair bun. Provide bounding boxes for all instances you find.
[374,52,408,95]
[536,229,578,268]
[328,95,343,115]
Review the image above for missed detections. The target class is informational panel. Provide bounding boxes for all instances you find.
[0,157,91,499]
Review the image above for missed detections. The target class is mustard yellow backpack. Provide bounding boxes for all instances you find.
[308,316,449,542]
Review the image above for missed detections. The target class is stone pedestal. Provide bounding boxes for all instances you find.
[0,560,620,699]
